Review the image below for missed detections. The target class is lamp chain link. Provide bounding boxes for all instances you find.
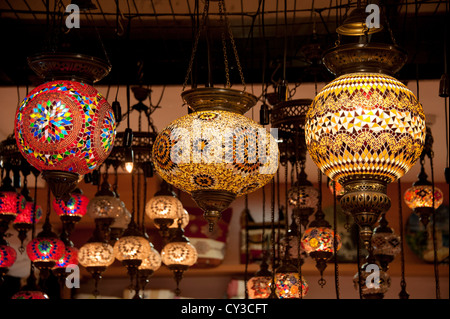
[218,0,246,90]
[182,0,210,91]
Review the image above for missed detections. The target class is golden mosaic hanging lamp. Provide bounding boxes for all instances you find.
[152,0,279,231]
[305,41,426,247]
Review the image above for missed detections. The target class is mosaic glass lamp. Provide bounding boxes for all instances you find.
[52,246,79,280]
[14,53,116,202]
[0,244,17,279]
[353,254,391,299]
[138,243,162,293]
[404,161,444,227]
[87,180,124,241]
[274,261,308,299]
[113,219,152,286]
[78,240,115,297]
[161,223,198,296]
[302,210,341,287]
[13,201,43,252]
[109,206,131,244]
[0,190,26,229]
[53,191,89,244]
[145,181,183,238]
[247,258,273,299]
[26,223,65,279]
[11,290,49,299]
[279,218,304,265]
[287,165,318,228]
[371,214,401,271]
[152,87,279,232]
[305,43,426,247]
[169,208,189,229]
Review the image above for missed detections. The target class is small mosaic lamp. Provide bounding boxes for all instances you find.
[247,257,273,299]
[78,237,115,297]
[302,211,342,287]
[87,180,124,241]
[145,181,183,239]
[0,179,26,239]
[53,190,89,244]
[109,206,131,244]
[371,213,401,271]
[113,219,152,298]
[161,221,198,296]
[52,246,79,284]
[26,221,65,280]
[0,243,17,281]
[274,261,308,299]
[13,201,43,253]
[404,160,444,227]
[353,254,391,299]
[138,243,162,295]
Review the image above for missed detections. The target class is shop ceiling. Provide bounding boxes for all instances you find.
[0,0,448,87]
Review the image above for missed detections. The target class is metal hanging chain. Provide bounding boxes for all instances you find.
[269,177,277,298]
[218,1,231,89]
[218,0,246,90]
[333,181,341,299]
[244,194,249,299]
[182,0,210,91]
[356,230,363,299]
[397,178,409,299]
[430,154,441,299]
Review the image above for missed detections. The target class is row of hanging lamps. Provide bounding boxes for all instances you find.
[305,4,426,248]
[152,0,279,232]
[14,52,116,203]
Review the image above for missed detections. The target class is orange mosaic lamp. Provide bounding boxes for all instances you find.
[305,43,426,247]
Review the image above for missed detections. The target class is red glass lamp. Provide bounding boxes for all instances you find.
[26,222,65,279]
[14,53,116,202]
[13,202,43,252]
[11,291,49,299]
[0,244,17,280]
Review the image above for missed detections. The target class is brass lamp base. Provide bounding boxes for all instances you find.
[340,180,391,248]
[42,170,80,203]
[191,190,236,232]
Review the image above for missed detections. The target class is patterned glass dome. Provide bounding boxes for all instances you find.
[306,73,425,184]
[15,80,116,175]
[152,110,279,197]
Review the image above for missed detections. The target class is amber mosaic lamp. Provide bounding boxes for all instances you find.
[305,36,426,247]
